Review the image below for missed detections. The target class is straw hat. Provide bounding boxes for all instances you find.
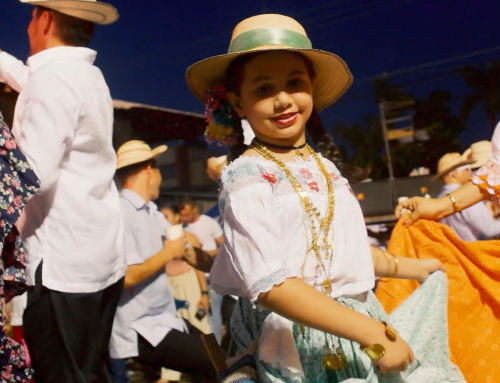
[20,0,119,25]
[434,152,474,180]
[116,140,167,170]
[186,14,353,112]
[463,141,491,170]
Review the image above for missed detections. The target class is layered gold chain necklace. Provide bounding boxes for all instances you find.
[251,140,348,371]
[251,140,335,295]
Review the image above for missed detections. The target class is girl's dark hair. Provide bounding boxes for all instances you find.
[223,52,367,184]
[168,204,180,215]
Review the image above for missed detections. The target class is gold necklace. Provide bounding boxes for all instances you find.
[251,141,335,295]
[251,141,347,371]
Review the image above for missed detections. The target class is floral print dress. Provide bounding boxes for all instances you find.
[0,113,39,382]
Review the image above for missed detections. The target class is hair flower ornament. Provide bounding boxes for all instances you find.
[204,84,238,146]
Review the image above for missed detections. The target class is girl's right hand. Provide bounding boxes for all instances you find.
[375,336,414,374]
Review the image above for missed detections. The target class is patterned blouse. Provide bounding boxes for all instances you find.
[0,113,39,382]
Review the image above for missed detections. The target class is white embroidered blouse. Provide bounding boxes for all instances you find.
[210,154,375,302]
[210,154,376,378]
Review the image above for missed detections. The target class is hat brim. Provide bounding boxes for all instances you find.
[116,145,168,170]
[186,46,353,112]
[433,159,475,180]
[20,0,119,25]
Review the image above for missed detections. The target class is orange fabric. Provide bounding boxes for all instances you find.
[477,172,500,195]
[376,219,500,383]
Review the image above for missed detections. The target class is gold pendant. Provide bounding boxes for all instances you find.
[299,324,306,339]
[382,321,399,341]
[323,279,332,295]
[336,347,347,368]
[324,348,346,371]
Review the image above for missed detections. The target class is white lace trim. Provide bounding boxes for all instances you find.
[247,268,295,303]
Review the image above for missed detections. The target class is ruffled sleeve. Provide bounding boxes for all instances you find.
[209,159,296,303]
[473,123,500,197]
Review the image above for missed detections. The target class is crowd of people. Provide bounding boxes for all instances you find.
[0,1,499,383]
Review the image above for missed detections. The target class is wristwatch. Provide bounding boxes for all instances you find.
[201,290,209,295]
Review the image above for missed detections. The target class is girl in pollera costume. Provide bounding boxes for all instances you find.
[186,14,466,383]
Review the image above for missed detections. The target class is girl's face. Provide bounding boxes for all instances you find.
[162,208,180,226]
[229,51,314,145]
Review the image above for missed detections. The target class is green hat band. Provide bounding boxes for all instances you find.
[228,28,313,54]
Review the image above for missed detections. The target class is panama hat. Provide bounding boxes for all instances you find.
[463,141,491,170]
[186,14,353,112]
[434,152,474,180]
[116,140,167,170]
[20,0,119,25]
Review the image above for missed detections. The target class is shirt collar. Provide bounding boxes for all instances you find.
[27,46,97,73]
[147,201,159,214]
[121,189,147,210]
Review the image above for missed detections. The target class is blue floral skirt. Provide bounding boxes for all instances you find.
[230,272,465,383]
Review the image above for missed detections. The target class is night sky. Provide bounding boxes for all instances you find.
[3,0,500,148]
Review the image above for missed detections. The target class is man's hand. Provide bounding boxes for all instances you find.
[198,293,210,311]
[164,236,188,260]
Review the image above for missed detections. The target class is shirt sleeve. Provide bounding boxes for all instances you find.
[15,70,78,194]
[124,225,144,266]
[209,183,296,303]
[473,123,500,197]
[0,52,30,93]
[462,202,500,239]
[208,215,223,239]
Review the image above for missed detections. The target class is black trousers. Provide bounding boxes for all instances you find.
[23,264,124,383]
[136,320,217,383]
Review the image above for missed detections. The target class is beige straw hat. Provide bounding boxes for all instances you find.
[116,140,167,170]
[463,141,491,170]
[186,14,353,112]
[434,152,474,180]
[20,0,119,25]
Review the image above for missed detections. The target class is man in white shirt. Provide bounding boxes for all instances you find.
[179,197,225,342]
[111,141,215,383]
[436,152,500,241]
[180,197,224,254]
[0,2,126,381]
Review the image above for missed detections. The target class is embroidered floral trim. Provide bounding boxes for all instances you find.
[473,159,500,197]
[247,268,295,303]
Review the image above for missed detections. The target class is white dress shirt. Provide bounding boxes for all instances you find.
[0,47,126,292]
[0,52,29,93]
[110,190,186,359]
[438,183,500,241]
[185,214,223,252]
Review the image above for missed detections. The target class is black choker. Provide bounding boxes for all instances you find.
[254,138,307,157]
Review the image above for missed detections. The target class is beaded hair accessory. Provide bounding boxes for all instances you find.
[204,84,239,146]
